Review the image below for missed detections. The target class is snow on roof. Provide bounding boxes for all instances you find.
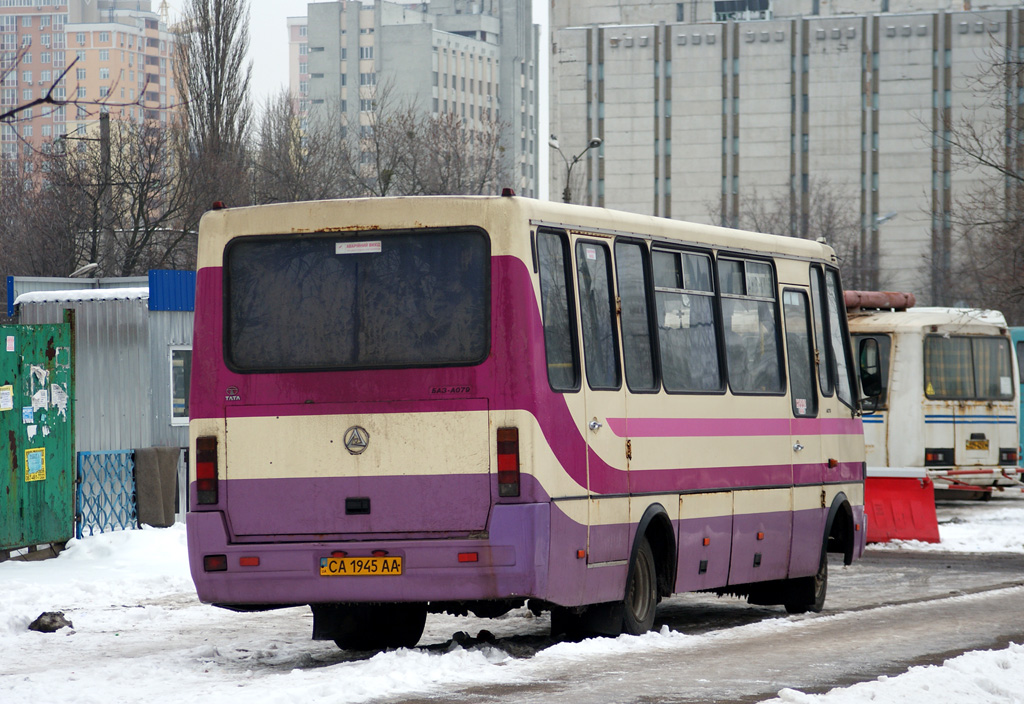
[13,287,150,306]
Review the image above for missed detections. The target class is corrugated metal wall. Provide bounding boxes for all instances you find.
[149,310,193,449]
[19,297,153,454]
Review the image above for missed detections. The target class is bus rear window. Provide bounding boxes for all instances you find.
[225,228,489,371]
[924,335,1013,400]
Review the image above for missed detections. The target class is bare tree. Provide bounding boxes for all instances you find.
[708,178,864,287]
[252,92,353,204]
[173,0,253,217]
[0,153,83,276]
[414,112,510,195]
[346,82,420,197]
[939,33,1024,323]
[10,118,194,277]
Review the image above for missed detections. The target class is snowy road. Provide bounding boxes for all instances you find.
[407,561,1024,703]
[2,497,1024,704]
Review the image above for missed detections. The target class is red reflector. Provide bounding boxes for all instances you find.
[458,552,478,563]
[855,523,862,531]
[372,550,388,557]
[756,532,765,541]
[331,551,347,558]
[828,458,838,468]
[239,556,260,567]
[576,549,586,559]
[203,554,227,572]
[702,537,710,546]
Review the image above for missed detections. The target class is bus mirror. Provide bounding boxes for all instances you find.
[858,337,882,410]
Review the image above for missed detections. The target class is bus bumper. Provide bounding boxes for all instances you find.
[186,502,551,607]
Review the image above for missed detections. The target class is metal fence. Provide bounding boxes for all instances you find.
[76,451,137,538]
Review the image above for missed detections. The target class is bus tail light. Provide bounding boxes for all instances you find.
[497,427,520,497]
[999,448,1019,465]
[924,448,952,467]
[196,435,219,504]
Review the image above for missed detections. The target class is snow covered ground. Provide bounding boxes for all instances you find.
[2,496,1022,704]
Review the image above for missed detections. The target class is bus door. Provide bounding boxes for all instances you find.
[574,238,630,565]
[784,287,826,576]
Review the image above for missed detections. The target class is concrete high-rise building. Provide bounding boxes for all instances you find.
[0,0,177,166]
[289,0,539,196]
[550,0,1022,303]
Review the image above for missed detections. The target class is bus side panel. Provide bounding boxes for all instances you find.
[676,492,733,592]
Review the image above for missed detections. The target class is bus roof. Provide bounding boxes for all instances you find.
[196,195,838,267]
[848,306,1009,335]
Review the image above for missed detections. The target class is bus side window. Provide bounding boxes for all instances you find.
[719,257,784,394]
[783,290,818,417]
[538,231,581,392]
[809,268,834,397]
[576,240,622,390]
[652,249,722,392]
[614,241,658,392]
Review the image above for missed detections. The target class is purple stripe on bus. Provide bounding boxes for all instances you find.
[606,416,863,438]
[222,474,492,537]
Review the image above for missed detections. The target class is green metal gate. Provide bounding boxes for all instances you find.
[1,319,75,555]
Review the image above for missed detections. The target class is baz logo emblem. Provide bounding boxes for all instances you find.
[344,426,369,455]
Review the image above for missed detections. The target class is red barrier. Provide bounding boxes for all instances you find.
[865,473,940,543]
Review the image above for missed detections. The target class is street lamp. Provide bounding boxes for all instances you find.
[869,211,897,290]
[549,135,603,204]
[69,263,99,278]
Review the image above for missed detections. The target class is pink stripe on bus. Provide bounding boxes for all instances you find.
[606,416,862,438]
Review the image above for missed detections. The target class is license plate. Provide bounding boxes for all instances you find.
[966,439,989,451]
[319,555,403,576]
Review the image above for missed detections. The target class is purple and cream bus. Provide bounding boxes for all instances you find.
[187,194,867,650]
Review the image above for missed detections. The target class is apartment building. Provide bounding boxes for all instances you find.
[1,0,177,165]
[550,0,1022,302]
[289,0,539,196]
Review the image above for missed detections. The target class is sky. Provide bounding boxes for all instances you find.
[2,497,1023,703]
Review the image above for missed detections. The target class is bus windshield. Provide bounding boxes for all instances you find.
[924,335,1014,400]
[225,228,489,371]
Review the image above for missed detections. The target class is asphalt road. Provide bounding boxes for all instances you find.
[394,549,1024,704]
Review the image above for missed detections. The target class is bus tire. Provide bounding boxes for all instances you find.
[622,536,658,634]
[784,548,828,615]
[326,603,427,651]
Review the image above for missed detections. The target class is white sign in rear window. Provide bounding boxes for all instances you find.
[336,241,382,255]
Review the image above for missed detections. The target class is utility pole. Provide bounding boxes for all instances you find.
[99,112,112,269]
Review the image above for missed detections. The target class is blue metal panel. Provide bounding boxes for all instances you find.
[148,270,196,312]
[6,276,13,318]
[76,451,138,538]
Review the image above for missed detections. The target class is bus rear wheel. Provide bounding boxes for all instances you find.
[784,549,827,614]
[315,603,427,651]
[622,536,658,634]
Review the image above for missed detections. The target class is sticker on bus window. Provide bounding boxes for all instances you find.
[1001,376,1012,396]
[585,247,597,261]
[795,398,807,415]
[336,241,382,255]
